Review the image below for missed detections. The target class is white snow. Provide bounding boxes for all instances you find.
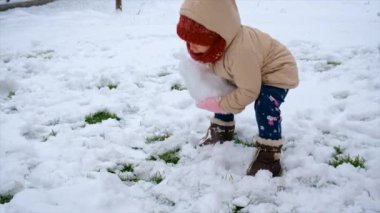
[0,0,379,212]
[177,51,235,101]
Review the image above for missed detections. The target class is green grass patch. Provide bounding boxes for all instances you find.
[233,135,255,148]
[149,172,164,184]
[107,84,118,90]
[148,149,181,164]
[326,60,342,66]
[107,163,134,173]
[7,91,15,99]
[329,146,366,168]
[333,146,344,155]
[145,132,171,144]
[107,163,140,183]
[120,164,134,173]
[120,175,141,183]
[158,149,180,164]
[85,110,120,125]
[107,164,166,184]
[98,83,118,90]
[0,194,13,204]
[232,205,244,213]
[170,83,186,91]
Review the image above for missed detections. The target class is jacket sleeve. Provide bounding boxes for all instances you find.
[219,50,262,114]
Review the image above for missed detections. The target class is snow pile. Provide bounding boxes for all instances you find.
[177,50,235,101]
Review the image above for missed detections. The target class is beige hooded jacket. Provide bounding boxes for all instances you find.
[180,0,299,114]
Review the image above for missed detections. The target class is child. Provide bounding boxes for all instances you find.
[176,0,298,177]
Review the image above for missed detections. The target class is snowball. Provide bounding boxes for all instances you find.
[176,51,235,101]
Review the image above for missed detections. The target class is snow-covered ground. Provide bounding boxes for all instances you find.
[1,0,379,212]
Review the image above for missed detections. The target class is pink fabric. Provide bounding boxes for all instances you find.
[196,97,226,114]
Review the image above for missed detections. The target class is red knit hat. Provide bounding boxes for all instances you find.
[177,15,226,63]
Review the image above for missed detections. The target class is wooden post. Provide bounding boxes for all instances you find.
[116,0,122,11]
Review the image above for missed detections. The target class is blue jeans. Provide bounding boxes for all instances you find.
[215,85,288,140]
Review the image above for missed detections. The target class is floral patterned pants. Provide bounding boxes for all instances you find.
[215,85,289,140]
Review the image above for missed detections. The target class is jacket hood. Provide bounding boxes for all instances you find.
[179,0,241,47]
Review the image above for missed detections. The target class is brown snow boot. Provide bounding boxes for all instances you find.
[199,118,235,146]
[246,137,283,177]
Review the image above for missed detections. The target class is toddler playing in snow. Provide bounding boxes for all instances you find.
[176,0,299,177]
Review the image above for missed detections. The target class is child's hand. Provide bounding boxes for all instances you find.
[196,97,226,114]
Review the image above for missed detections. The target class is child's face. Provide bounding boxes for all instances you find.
[189,42,210,54]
